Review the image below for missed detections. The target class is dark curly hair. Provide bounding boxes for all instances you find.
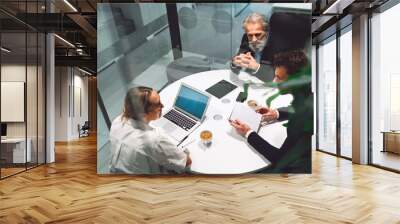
[273,50,309,75]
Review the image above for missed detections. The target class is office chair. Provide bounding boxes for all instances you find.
[265,12,311,61]
[79,121,90,138]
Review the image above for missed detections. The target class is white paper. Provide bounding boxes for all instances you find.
[229,102,262,132]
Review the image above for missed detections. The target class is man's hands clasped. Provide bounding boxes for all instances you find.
[232,52,260,71]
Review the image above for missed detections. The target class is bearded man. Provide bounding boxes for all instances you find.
[231,12,274,82]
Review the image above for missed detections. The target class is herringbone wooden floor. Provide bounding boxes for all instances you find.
[1,135,400,224]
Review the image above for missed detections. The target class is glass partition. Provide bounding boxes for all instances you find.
[97,4,175,172]
[370,3,400,171]
[339,27,352,158]
[1,31,28,177]
[317,35,337,155]
[0,1,46,179]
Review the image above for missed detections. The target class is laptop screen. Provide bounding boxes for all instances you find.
[174,85,209,120]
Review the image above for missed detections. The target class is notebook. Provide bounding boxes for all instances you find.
[229,102,262,132]
[206,80,237,99]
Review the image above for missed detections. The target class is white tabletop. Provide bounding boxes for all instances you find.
[157,69,292,174]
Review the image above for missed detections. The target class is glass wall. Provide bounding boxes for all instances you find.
[97,3,175,172]
[370,3,400,171]
[0,2,46,179]
[177,3,254,69]
[1,31,28,177]
[316,26,353,159]
[339,27,352,158]
[317,35,337,154]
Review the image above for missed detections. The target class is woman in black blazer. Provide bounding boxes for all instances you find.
[230,50,313,173]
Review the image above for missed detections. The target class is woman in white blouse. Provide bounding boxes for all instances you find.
[109,86,191,174]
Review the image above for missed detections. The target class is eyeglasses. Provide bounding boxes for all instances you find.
[142,89,163,112]
[149,101,163,109]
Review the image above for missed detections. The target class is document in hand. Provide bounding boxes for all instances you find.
[229,102,262,132]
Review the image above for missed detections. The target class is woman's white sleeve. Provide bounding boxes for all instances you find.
[148,130,187,173]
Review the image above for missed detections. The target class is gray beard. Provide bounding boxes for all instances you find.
[249,37,267,53]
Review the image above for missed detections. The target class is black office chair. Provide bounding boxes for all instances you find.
[265,12,311,61]
[79,121,90,138]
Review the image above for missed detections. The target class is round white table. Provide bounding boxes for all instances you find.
[158,69,292,174]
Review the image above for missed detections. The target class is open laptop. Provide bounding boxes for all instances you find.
[152,83,210,143]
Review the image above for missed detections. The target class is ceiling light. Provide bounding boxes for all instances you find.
[78,67,93,76]
[322,0,354,15]
[323,0,343,14]
[63,0,78,12]
[1,47,11,53]
[54,34,75,48]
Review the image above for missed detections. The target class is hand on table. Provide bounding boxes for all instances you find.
[185,152,192,167]
[229,119,251,137]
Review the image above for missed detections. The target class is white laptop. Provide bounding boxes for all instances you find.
[152,83,210,144]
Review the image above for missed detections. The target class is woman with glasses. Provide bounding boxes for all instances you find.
[109,86,192,174]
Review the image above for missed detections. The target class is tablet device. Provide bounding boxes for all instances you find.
[205,80,237,99]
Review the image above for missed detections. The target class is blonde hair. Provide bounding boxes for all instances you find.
[122,86,153,121]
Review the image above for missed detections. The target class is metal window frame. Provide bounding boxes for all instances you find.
[315,24,353,161]
[367,0,400,172]
[316,0,400,173]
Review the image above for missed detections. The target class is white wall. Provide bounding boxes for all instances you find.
[72,73,89,138]
[1,82,25,122]
[55,67,68,141]
[1,65,26,132]
[54,67,89,141]
[1,63,46,164]
[1,65,40,137]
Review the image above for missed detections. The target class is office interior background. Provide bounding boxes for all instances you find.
[0,0,97,179]
[0,0,400,222]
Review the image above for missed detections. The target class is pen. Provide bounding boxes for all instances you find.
[177,135,188,146]
[180,139,196,149]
